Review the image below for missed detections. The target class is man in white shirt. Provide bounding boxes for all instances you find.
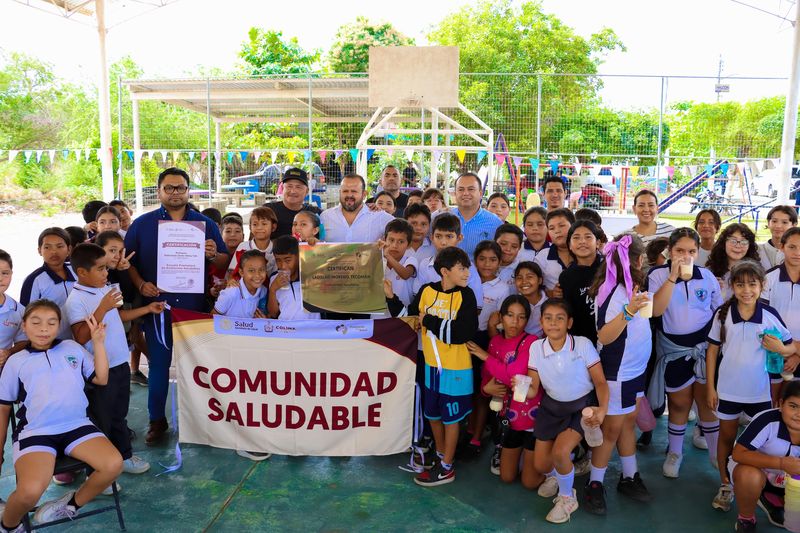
[321,174,395,243]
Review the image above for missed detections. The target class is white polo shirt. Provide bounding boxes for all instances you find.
[478,276,511,331]
[646,262,722,346]
[65,283,129,369]
[20,263,76,340]
[764,264,800,341]
[409,241,436,265]
[523,291,548,337]
[320,204,395,243]
[0,339,95,440]
[497,259,520,289]
[214,279,267,319]
[228,240,276,275]
[413,256,483,305]
[595,285,652,382]
[271,275,320,320]
[708,302,792,404]
[517,241,551,263]
[385,250,419,307]
[528,334,600,402]
[0,296,25,349]
[534,245,570,290]
[759,240,784,271]
[736,408,800,479]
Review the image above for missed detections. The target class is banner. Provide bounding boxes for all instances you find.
[300,242,386,315]
[172,309,417,456]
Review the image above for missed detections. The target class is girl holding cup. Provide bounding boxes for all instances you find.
[706,223,761,301]
[648,227,722,479]
[582,233,653,515]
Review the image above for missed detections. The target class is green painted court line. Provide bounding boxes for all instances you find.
[202,461,259,532]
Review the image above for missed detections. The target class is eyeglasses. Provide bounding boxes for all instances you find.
[726,238,749,247]
[162,185,188,194]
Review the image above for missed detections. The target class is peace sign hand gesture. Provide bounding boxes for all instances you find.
[117,248,135,271]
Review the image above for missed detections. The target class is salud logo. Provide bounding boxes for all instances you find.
[221,319,233,331]
[64,355,79,369]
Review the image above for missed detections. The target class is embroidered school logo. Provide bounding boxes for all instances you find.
[695,289,709,302]
[65,355,79,369]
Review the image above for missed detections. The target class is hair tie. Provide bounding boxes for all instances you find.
[597,234,634,306]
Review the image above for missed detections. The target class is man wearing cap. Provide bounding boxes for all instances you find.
[264,167,322,238]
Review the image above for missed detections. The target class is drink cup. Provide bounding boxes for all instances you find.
[489,396,503,412]
[639,294,653,319]
[680,259,694,281]
[109,283,123,307]
[513,374,532,403]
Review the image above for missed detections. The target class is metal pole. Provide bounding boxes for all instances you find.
[431,108,439,189]
[777,4,800,204]
[308,70,313,204]
[655,76,665,195]
[206,78,213,200]
[95,0,114,201]
[116,75,122,200]
[536,75,542,192]
[215,122,222,193]
[131,98,143,213]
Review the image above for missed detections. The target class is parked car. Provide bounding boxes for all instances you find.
[580,181,617,209]
[750,166,800,197]
[230,163,326,193]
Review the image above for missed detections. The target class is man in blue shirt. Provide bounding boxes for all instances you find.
[124,167,228,445]
[450,172,503,257]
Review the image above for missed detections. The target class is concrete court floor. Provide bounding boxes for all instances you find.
[0,386,780,532]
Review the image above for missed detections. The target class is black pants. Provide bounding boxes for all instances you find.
[87,363,132,460]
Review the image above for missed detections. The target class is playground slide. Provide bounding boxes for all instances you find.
[658,160,726,212]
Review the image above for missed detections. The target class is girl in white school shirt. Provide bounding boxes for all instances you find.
[706,223,760,301]
[705,260,795,513]
[648,227,722,479]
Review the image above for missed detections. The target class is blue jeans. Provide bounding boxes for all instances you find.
[142,310,173,422]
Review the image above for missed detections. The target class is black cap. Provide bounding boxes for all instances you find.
[281,167,308,186]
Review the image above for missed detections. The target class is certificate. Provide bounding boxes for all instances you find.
[157,220,206,293]
[300,243,386,314]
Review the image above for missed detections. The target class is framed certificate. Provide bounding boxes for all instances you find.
[157,220,206,293]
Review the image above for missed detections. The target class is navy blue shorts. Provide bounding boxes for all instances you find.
[716,399,772,421]
[12,424,104,464]
[423,365,472,425]
[664,356,698,392]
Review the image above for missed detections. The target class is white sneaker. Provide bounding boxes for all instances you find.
[692,425,708,450]
[123,455,150,474]
[712,483,734,511]
[546,490,579,524]
[573,453,591,477]
[537,475,559,498]
[236,450,272,461]
[0,515,24,533]
[663,452,683,478]
[101,482,122,496]
[32,491,78,524]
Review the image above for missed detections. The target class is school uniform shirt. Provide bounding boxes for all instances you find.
[320,204,395,243]
[528,335,601,402]
[759,240,784,271]
[517,241,551,263]
[270,273,320,321]
[523,291,548,337]
[408,241,436,266]
[0,296,25,349]
[595,285,652,381]
[0,339,95,440]
[20,263,76,340]
[227,240,277,276]
[736,408,800,479]
[413,255,484,305]
[764,264,800,340]
[65,283,129,369]
[214,279,267,319]
[497,260,520,289]
[559,256,602,345]
[534,245,570,290]
[477,277,512,331]
[384,250,419,307]
[646,261,723,346]
[708,301,792,404]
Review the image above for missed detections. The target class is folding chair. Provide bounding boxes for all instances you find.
[8,403,126,531]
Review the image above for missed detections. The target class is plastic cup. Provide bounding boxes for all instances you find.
[680,259,694,281]
[109,283,123,307]
[783,370,796,382]
[513,374,532,402]
[639,296,653,319]
[489,397,503,412]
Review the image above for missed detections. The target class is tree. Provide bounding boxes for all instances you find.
[326,17,415,73]
[238,28,320,76]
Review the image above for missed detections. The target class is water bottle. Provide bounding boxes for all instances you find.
[580,407,603,447]
[763,326,784,374]
[785,474,800,532]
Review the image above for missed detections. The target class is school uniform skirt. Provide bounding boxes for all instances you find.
[533,391,597,442]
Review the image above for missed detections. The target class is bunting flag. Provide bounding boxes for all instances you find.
[666,166,675,178]
[529,158,540,173]
[455,149,466,163]
[334,150,344,161]
[348,149,359,162]
[648,166,656,177]
[239,151,248,163]
[589,164,601,177]
[404,149,414,161]
[720,162,729,175]
[386,148,394,157]
[386,134,396,141]
[85,149,92,161]
[48,150,55,163]
[253,151,262,162]
[8,150,19,162]
[145,150,153,160]
[287,152,297,164]
[611,166,623,179]
[476,150,487,164]
[125,150,134,161]
[318,150,327,164]
[188,152,196,162]
[549,160,560,175]
[512,156,522,168]
[689,165,698,176]
[768,158,780,170]
[303,149,312,162]
[173,151,181,162]
[270,150,278,164]
[574,162,582,175]
[705,164,713,176]
[134,150,142,163]
[227,152,234,164]
[755,160,765,173]
[61,149,69,160]
[432,150,442,166]
[201,151,208,163]
[160,150,168,162]
[366,149,375,160]
[494,153,506,166]
[23,150,33,163]
[630,166,640,177]
[35,150,43,163]
[74,149,81,161]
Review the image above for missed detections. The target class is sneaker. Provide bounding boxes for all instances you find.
[101,482,122,496]
[52,471,77,485]
[456,441,482,461]
[573,453,591,477]
[546,490,579,524]
[123,455,150,474]
[757,492,785,527]
[637,430,652,450]
[735,517,757,532]
[692,425,708,450]
[32,491,78,524]
[414,462,455,487]
[490,445,501,476]
[538,476,559,498]
[617,472,652,502]
[130,370,149,386]
[712,483,734,512]
[583,481,607,515]
[0,516,25,533]
[417,436,433,454]
[412,449,437,471]
[236,450,272,461]
[663,452,683,478]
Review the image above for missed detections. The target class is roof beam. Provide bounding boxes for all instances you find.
[129,88,368,101]
[215,116,369,124]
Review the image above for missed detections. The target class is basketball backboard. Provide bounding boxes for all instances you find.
[368,46,460,108]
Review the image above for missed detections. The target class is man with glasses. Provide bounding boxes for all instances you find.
[124,167,228,446]
[449,172,503,256]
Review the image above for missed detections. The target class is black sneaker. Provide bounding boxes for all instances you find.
[617,472,653,502]
[735,517,757,532]
[412,449,437,471]
[131,370,149,386]
[414,461,455,487]
[757,492,784,527]
[490,445,501,476]
[637,430,652,449]
[583,481,607,515]
[457,442,482,461]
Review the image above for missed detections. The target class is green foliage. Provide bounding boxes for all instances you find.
[327,17,415,73]
[239,28,320,76]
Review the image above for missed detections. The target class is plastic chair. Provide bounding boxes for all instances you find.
[9,403,126,531]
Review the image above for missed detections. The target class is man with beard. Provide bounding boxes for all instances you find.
[264,167,322,238]
[321,173,395,243]
[369,165,409,217]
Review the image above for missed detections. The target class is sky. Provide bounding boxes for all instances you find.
[0,0,796,109]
